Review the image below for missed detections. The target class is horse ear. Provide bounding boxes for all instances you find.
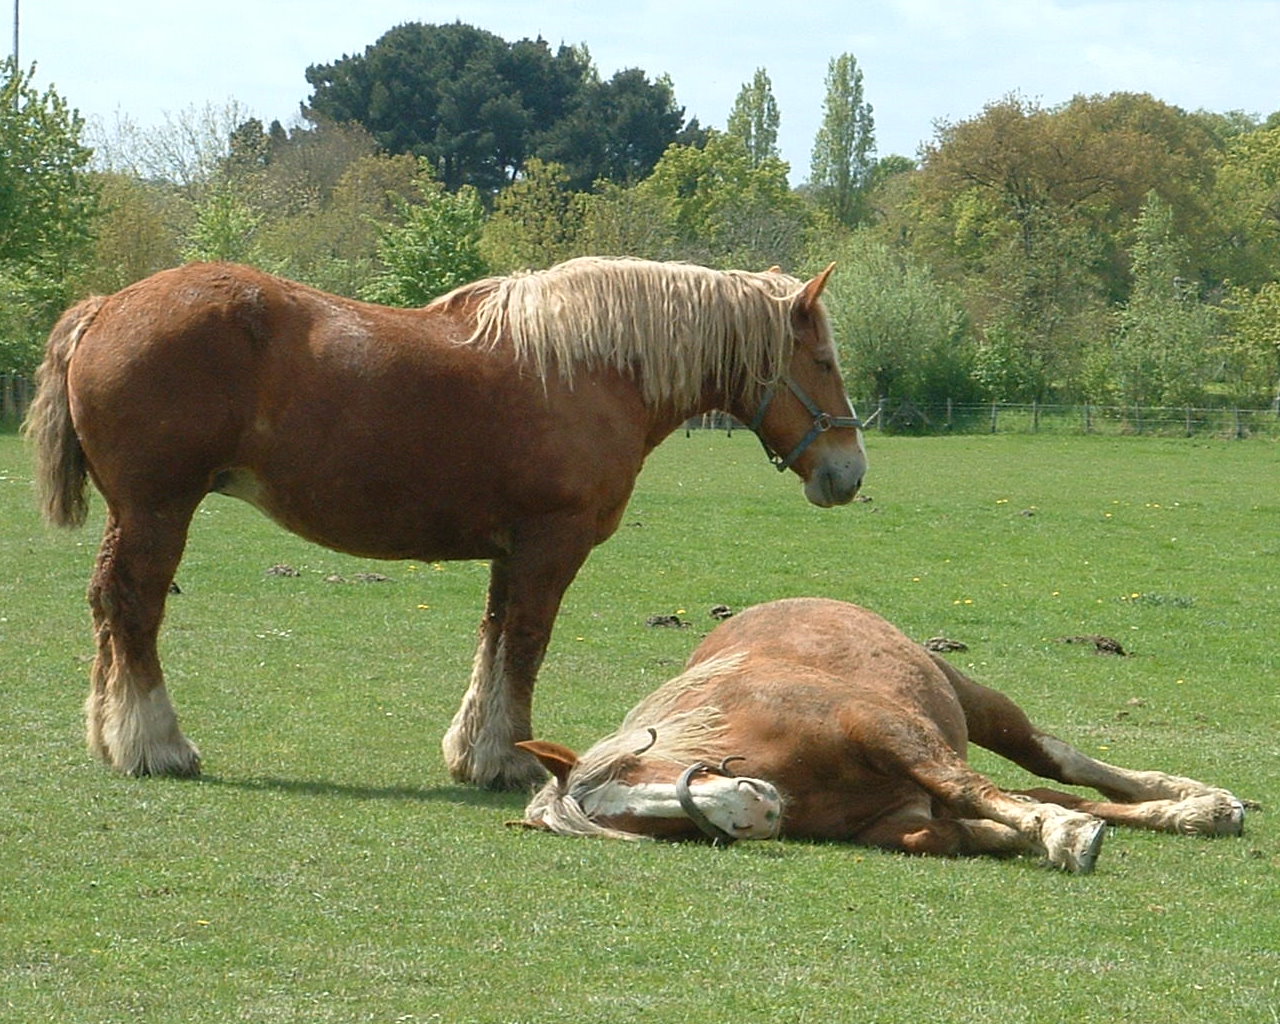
[794,263,836,319]
[516,739,579,788]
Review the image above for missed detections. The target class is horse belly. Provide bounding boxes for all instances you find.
[212,466,508,561]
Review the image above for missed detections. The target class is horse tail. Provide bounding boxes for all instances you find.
[23,295,106,529]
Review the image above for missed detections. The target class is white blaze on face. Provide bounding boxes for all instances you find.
[582,775,783,839]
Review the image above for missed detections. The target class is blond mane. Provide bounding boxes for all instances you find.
[523,653,745,840]
[438,257,806,407]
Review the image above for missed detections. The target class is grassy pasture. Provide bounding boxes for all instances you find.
[1,429,1277,1023]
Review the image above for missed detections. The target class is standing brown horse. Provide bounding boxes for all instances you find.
[519,598,1244,871]
[25,258,865,789]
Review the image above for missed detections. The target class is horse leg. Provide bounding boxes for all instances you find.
[856,800,1037,860]
[442,518,595,790]
[1011,786,1244,837]
[934,656,1245,837]
[85,506,200,776]
[848,706,1106,873]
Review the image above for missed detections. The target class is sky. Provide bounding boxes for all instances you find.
[17,0,1280,183]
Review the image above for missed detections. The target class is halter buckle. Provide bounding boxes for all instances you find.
[749,376,860,473]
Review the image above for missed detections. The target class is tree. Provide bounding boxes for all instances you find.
[727,68,780,167]
[88,99,255,193]
[818,232,973,406]
[182,180,274,266]
[1221,282,1280,405]
[307,25,690,195]
[307,23,603,192]
[81,172,183,295]
[360,163,487,307]
[538,67,687,190]
[580,132,810,269]
[480,159,586,272]
[0,61,99,373]
[809,54,876,228]
[1103,191,1218,406]
[907,92,1224,398]
[1212,124,1280,289]
[260,151,421,296]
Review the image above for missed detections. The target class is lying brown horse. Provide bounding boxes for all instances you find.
[519,598,1245,871]
[25,258,865,789]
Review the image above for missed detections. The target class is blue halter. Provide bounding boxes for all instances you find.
[748,376,862,472]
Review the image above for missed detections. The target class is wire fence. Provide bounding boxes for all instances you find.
[855,398,1280,439]
[5,372,1279,440]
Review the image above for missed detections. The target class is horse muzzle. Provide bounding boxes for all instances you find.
[803,455,866,508]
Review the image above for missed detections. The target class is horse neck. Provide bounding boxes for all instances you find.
[641,384,742,449]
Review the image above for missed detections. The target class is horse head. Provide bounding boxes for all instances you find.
[515,736,783,844]
[745,264,867,508]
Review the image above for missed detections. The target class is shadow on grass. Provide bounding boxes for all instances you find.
[194,772,529,811]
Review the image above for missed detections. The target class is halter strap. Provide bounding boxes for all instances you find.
[676,757,747,847]
[748,376,862,472]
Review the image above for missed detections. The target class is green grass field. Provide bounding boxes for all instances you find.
[2,429,1277,1023]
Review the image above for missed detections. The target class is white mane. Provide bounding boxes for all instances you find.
[436,257,807,408]
[523,653,747,839]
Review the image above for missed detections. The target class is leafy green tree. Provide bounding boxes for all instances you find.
[727,68,780,167]
[809,54,876,228]
[182,180,275,266]
[1104,192,1218,406]
[80,173,183,294]
[906,91,1225,399]
[574,180,678,261]
[480,159,586,272]
[0,61,99,373]
[361,163,487,306]
[307,23,601,192]
[819,232,974,405]
[538,67,687,190]
[1221,282,1280,405]
[1212,124,1280,289]
[585,132,809,269]
[260,151,420,296]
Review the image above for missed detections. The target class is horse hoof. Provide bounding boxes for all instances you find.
[1042,812,1106,874]
[1071,819,1106,875]
[1203,794,1246,837]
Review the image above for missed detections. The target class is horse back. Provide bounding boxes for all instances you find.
[689,597,967,733]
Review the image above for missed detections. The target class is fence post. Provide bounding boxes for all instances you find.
[989,401,998,434]
[1032,400,1040,433]
[946,397,953,431]
[877,397,887,432]
[1083,403,1092,434]
[1185,407,1193,437]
